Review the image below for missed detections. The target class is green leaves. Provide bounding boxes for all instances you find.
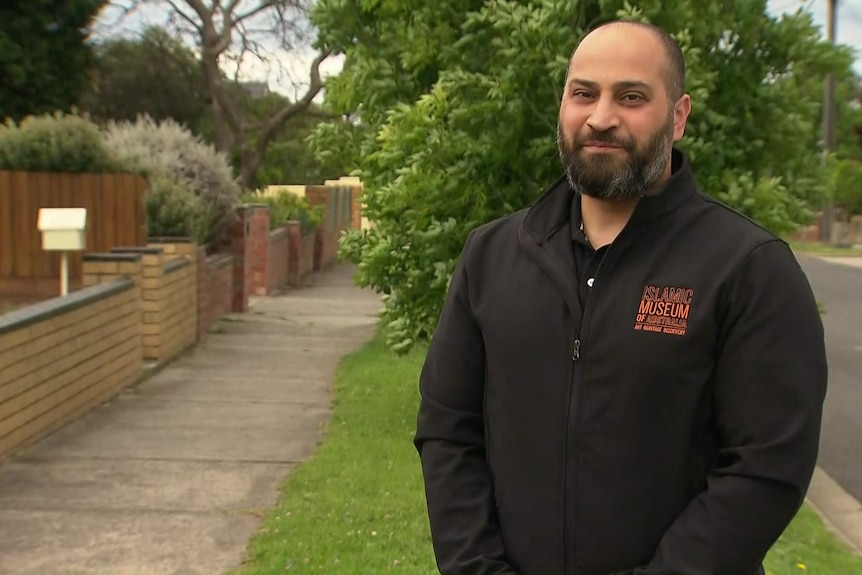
[716,171,813,236]
[824,153,862,216]
[241,190,325,234]
[0,112,123,173]
[313,0,859,352]
[0,0,107,122]
[105,117,241,249]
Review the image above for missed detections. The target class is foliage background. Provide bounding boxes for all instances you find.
[309,0,861,352]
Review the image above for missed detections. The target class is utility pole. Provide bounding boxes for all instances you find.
[821,0,838,244]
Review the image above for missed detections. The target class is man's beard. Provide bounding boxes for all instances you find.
[557,115,674,201]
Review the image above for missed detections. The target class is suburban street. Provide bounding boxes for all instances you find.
[797,255,862,504]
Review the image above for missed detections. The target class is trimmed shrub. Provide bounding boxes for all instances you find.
[145,176,205,239]
[104,116,240,249]
[0,111,124,173]
[241,189,324,234]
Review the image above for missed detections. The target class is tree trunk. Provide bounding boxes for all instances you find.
[209,97,234,154]
[239,148,262,190]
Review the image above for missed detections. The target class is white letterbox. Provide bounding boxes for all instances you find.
[37,208,87,251]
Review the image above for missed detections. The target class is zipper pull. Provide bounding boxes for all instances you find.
[572,339,581,361]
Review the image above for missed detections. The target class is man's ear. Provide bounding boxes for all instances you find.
[673,94,691,143]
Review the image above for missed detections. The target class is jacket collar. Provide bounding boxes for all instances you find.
[523,148,698,243]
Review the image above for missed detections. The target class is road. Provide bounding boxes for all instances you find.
[797,255,862,504]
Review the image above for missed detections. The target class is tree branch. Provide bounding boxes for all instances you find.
[233,2,278,28]
[165,0,204,32]
[255,50,331,157]
[180,0,209,20]
[305,108,342,120]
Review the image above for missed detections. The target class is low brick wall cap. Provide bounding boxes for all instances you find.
[111,246,163,254]
[0,277,134,336]
[148,236,194,243]
[83,253,142,262]
[164,258,192,274]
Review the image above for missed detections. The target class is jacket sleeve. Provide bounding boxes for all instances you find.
[413,232,517,575]
[635,240,828,575]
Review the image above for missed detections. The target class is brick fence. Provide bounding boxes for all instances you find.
[0,197,357,462]
[788,213,862,245]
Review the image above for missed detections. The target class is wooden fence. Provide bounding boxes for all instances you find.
[0,172,148,300]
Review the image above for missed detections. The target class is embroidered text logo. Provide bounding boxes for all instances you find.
[634,285,694,337]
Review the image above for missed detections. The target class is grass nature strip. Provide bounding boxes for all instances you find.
[790,241,862,257]
[230,334,862,575]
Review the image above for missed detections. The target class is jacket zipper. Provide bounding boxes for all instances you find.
[565,245,619,573]
[537,238,582,575]
[522,220,634,573]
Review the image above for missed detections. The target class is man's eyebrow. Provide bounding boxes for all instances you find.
[566,78,653,92]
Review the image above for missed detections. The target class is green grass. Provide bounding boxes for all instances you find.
[231,334,862,575]
[765,505,862,574]
[790,241,862,257]
[229,336,437,574]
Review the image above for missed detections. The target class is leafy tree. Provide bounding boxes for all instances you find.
[0,0,108,122]
[81,26,209,130]
[821,74,862,220]
[108,0,337,189]
[198,90,352,189]
[310,0,857,352]
[826,155,862,218]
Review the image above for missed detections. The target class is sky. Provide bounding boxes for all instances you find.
[92,0,862,99]
[775,0,862,71]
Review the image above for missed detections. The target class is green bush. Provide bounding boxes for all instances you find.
[145,176,205,240]
[104,116,240,249]
[315,0,853,353]
[241,190,324,234]
[0,111,124,173]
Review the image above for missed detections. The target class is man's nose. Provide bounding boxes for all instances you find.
[586,97,620,133]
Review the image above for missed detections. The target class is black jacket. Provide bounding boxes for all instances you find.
[414,149,828,575]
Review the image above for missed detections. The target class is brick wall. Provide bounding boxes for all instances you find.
[157,259,197,361]
[197,249,233,340]
[108,247,162,358]
[788,214,862,245]
[305,185,330,271]
[0,261,142,459]
[245,205,271,296]
[112,246,196,362]
[0,198,337,462]
[287,221,316,286]
[267,227,289,294]
[148,238,197,262]
[231,207,253,313]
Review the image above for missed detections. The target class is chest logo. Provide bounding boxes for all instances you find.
[634,285,694,337]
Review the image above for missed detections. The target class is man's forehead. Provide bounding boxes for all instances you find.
[569,24,666,84]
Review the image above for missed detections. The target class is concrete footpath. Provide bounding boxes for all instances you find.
[818,255,862,269]
[802,253,862,557]
[0,264,382,575]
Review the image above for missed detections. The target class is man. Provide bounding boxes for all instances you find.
[413,19,828,575]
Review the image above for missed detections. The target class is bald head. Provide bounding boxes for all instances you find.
[557,19,692,200]
[568,20,686,103]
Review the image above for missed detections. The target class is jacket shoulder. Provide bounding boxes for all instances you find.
[695,191,783,247]
[462,208,529,258]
